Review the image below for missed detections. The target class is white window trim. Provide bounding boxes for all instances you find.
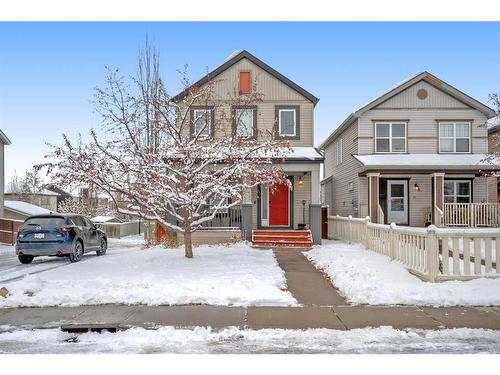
[193,109,212,137]
[438,122,471,154]
[278,109,297,137]
[374,122,407,153]
[444,180,472,203]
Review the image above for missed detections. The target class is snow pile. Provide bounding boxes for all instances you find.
[306,240,500,306]
[0,326,498,354]
[0,241,296,308]
[0,244,14,255]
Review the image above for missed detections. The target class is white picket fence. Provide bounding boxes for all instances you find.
[329,215,500,282]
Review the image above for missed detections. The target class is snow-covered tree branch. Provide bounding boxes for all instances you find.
[39,43,291,258]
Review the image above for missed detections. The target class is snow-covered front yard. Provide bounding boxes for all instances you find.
[306,240,500,307]
[0,326,498,354]
[0,237,296,308]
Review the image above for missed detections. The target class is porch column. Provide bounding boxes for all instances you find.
[241,187,253,242]
[367,173,380,223]
[310,167,321,245]
[432,173,445,227]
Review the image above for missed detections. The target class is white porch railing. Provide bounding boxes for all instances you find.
[444,203,500,227]
[328,215,500,282]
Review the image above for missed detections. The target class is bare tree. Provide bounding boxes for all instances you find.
[57,195,112,218]
[40,43,290,258]
[8,168,42,194]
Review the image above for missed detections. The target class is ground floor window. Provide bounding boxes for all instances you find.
[444,180,471,203]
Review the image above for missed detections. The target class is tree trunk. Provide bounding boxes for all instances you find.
[183,230,193,258]
[183,210,193,258]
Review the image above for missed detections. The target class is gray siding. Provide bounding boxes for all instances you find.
[378,81,469,109]
[358,108,489,154]
[323,120,362,217]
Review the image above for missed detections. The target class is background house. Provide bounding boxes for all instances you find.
[0,129,11,218]
[320,72,498,227]
[3,200,51,220]
[4,188,59,212]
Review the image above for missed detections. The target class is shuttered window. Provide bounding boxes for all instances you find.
[239,71,251,94]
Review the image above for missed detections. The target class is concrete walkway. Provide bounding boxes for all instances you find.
[1,304,499,330]
[0,248,499,331]
[273,248,346,306]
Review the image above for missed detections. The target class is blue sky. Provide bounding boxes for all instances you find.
[1,22,499,183]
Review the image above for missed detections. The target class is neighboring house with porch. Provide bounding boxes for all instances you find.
[488,118,500,202]
[0,130,11,218]
[320,71,499,228]
[171,50,323,247]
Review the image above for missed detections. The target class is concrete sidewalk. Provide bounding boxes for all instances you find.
[0,304,499,330]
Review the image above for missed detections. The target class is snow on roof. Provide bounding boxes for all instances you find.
[4,200,52,216]
[91,216,119,223]
[4,188,60,196]
[354,154,499,170]
[288,147,324,161]
[488,116,500,133]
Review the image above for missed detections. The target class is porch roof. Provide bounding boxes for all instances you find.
[354,154,499,171]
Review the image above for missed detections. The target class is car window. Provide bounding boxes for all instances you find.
[83,217,94,228]
[70,216,85,227]
[24,217,66,227]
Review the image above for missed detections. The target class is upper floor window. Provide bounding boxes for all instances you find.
[439,122,470,153]
[239,71,251,94]
[375,122,406,153]
[234,107,256,138]
[192,108,212,138]
[276,106,300,138]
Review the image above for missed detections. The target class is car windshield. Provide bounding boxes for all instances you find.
[23,217,66,227]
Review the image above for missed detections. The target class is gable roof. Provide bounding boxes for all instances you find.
[0,129,11,145]
[4,200,52,217]
[172,50,319,106]
[319,71,496,149]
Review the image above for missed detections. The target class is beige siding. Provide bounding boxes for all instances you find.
[185,58,315,147]
[473,177,488,203]
[177,230,242,246]
[378,81,470,109]
[358,108,489,154]
[408,175,432,227]
[487,176,498,203]
[324,121,363,217]
[321,178,333,214]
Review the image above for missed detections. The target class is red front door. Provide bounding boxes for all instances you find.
[269,182,289,226]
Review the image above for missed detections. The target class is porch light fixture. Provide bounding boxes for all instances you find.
[298,176,304,186]
[413,183,421,192]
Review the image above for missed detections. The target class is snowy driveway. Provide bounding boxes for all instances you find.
[0,238,296,308]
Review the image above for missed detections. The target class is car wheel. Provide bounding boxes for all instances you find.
[96,238,107,256]
[69,241,84,263]
[18,254,34,264]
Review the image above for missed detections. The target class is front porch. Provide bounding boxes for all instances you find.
[364,172,500,228]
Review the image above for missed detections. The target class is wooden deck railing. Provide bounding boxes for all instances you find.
[328,215,500,282]
[444,203,500,227]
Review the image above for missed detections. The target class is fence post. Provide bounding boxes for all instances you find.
[364,216,370,249]
[389,222,396,260]
[347,215,352,244]
[426,225,438,282]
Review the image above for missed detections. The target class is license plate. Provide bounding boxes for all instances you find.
[34,233,45,239]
